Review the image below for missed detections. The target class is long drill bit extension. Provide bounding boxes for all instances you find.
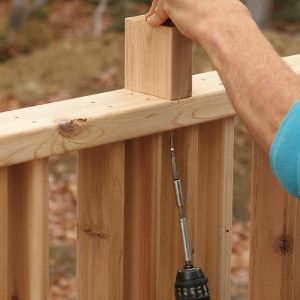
[169,132,211,300]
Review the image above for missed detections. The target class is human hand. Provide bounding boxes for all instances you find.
[145,0,250,42]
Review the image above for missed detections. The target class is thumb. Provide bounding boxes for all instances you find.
[146,3,168,27]
[147,11,168,27]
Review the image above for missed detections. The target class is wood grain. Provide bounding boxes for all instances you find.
[123,121,234,299]
[0,71,233,167]
[156,128,199,300]
[123,16,234,299]
[123,16,193,299]
[250,143,300,300]
[77,143,125,300]
[123,134,162,300]
[123,128,203,299]
[0,168,8,300]
[125,16,192,99]
[195,119,234,299]
[7,160,49,300]
[0,54,299,167]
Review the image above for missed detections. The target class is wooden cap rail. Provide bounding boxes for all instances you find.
[0,15,300,300]
[0,72,234,168]
[0,54,299,168]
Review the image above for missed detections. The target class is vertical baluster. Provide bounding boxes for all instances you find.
[7,159,49,300]
[250,143,300,300]
[124,135,162,300]
[77,143,125,300]
[194,119,234,299]
[156,128,199,300]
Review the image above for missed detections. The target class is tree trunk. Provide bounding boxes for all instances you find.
[10,0,48,29]
[244,0,273,27]
[94,0,109,35]
[10,0,28,29]
[28,0,48,16]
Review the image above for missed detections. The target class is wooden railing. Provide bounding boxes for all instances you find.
[0,15,300,300]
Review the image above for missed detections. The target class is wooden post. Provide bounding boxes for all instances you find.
[6,160,49,300]
[250,144,300,299]
[125,16,233,299]
[77,143,125,300]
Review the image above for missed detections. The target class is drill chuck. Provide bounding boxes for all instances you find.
[175,265,210,300]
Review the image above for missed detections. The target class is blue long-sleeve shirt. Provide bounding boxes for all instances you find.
[270,100,300,199]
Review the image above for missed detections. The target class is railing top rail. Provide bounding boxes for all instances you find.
[0,54,299,167]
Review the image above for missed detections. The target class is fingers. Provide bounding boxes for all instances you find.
[145,0,159,19]
[147,11,169,27]
[146,1,169,27]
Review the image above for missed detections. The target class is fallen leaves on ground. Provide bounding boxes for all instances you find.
[49,173,77,241]
[231,221,250,299]
[50,277,76,300]
[49,155,77,299]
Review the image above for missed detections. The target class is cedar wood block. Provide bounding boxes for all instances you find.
[125,16,193,100]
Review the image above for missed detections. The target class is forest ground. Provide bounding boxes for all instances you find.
[1,1,300,299]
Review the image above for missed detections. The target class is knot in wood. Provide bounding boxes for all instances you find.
[279,234,292,255]
[84,228,108,240]
[58,119,87,138]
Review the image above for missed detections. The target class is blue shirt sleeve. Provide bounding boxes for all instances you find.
[270,100,300,199]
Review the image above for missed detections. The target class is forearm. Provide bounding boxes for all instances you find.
[197,14,300,152]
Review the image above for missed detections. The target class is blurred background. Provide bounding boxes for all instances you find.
[1,0,300,299]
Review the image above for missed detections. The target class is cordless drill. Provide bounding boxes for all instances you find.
[170,132,211,300]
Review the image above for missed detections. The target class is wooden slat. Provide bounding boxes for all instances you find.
[123,134,162,300]
[123,129,200,299]
[0,168,8,300]
[125,16,192,99]
[195,118,234,299]
[77,143,125,300]
[7,160,49,300]
[157,128,199,299]
[250,143,300,300]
